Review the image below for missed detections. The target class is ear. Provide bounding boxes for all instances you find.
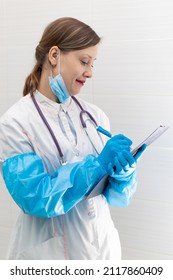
[48,46,60,66]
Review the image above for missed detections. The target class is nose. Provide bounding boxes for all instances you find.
[84,68,93,78]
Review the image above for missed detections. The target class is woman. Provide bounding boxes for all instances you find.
[0,17,146,259]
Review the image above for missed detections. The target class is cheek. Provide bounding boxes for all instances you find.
[63,73,77,94]
[61,60,83,91]
[66,70,80,86]
[62,64,78,81]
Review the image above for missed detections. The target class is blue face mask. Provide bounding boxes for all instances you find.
[49,50,70,103]
[49,74,70,103]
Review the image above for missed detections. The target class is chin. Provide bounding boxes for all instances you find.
[70,90,80,96]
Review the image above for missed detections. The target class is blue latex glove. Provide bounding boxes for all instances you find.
[97,134,132,172]
[113,143,147,177]
[103,143,148,207]
[114,150,136,173]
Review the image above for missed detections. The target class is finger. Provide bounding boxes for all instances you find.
[116,152,135,172]
[116,152,129,167]
[110,138,132,151]
[123,150,136,167]
[112,134,133,146]
[111,144,130,154]
[114,156,123,173]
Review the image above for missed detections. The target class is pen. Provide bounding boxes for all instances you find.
[96,126,112,138]
[97,125,137,158]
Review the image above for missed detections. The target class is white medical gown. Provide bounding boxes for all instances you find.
[0,91,137,259]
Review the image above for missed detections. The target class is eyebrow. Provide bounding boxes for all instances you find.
[82,54,97,60]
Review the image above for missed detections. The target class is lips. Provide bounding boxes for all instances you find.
[76,79,85,86]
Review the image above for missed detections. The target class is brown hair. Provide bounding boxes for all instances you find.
[23,17,101,96]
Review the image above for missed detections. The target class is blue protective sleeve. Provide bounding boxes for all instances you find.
[103,171,137,207]
[2,152,106,218]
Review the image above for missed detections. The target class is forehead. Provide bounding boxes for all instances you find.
[71,45,99,59]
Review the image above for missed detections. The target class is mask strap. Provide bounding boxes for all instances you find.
[50,48,61,77]
[58,49,61,74]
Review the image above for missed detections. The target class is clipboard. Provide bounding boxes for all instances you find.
[131,125,169,156]
[86,125,169,199]
[86,174,109,199]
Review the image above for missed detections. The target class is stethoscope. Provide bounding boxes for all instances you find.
[31,93,105,165]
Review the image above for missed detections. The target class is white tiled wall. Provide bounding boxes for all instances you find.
[0,0,173,259]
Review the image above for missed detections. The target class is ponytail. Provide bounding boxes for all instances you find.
[23,43,46,96]
[23,63,42,96]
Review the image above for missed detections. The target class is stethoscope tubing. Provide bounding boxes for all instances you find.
[31,93,100,165]
[72,96,98,128]
[31,93,65,164]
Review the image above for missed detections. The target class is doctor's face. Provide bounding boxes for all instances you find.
[60,45,98,95]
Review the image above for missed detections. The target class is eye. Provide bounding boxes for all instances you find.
[81,60,94,68]
[81,60,88,66]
